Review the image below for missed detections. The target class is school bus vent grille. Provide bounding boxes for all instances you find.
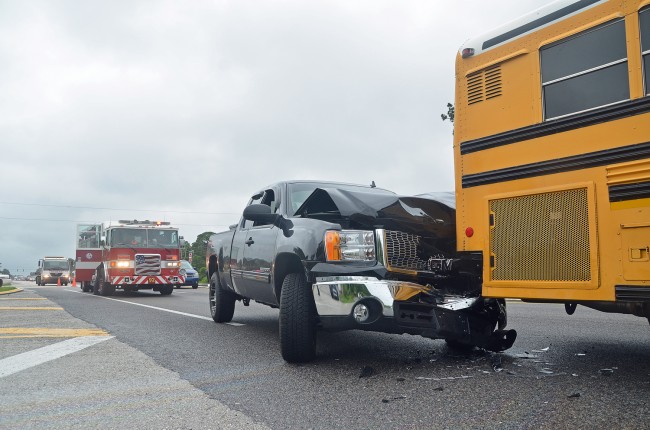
[467,65,502,105]
[489,188,591,282]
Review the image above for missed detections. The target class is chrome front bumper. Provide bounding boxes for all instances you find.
[312,276,478,319]
[312,276,432,319]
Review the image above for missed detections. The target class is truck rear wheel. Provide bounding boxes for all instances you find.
[279,272,317,363]
[209,273,235,323]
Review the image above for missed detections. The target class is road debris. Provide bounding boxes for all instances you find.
[512,353,539,359]
[382,395,407,403]
[415,375,472,381]
[600,368,614,376]
[491,357,503,372]
[568,392,581,399]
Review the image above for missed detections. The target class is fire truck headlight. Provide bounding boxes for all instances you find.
[165,261,180,268]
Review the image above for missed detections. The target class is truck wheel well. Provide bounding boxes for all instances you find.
[274,253,305,302]
[208,255,218,280]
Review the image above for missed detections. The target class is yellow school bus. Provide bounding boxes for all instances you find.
[454,0,650,320]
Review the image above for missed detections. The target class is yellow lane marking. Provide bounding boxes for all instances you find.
[0,307,63,310]
[0,328,109,338]
[0,298,47,300]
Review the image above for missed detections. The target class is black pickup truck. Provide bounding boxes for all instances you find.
[206,180,516,362]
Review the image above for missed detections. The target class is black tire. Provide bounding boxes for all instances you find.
[209,273,235,323]
[82,282,92,293]
[93,269,115,296]
[279,272,317,363]
[160,285,174,295]
[192,283,198,289]
[101,283,115,296]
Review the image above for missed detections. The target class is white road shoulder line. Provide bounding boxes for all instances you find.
[0,335,113,378]
[65,289,245,326]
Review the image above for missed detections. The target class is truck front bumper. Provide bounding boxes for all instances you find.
[312,276,516,352]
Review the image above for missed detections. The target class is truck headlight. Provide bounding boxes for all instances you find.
[325,230,375,261]
[164,261,180,268]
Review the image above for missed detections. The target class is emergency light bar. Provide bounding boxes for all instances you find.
[118,220,171,226]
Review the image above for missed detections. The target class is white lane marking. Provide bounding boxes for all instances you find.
[64,289,245,326]
[0,335,113,378]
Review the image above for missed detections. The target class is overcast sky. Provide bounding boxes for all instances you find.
[0,0,549,274]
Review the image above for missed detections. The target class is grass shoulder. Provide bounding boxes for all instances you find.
[0,284,17,294]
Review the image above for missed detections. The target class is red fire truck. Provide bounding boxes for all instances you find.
[75,220,185,296]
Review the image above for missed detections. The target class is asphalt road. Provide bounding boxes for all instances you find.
[3,280,650,429]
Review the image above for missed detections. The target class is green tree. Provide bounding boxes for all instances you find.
[441,102,454,124]
[189,231,215,282]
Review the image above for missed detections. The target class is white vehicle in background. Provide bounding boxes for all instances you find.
[0,273,9,287]
[36,257,71,286]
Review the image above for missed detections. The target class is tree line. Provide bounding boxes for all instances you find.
[183,231,215,282]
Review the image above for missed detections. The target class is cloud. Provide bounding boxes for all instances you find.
[0,0,548,273]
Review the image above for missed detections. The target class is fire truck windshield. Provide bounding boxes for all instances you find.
[110,228,179,248]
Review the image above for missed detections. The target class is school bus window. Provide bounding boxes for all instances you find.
[541,19,628,119]
[641,7,650,95]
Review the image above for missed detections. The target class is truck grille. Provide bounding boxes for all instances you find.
[135,254,161,276]
[384,230,429,272]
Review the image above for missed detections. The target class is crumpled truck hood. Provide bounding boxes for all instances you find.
[294,187,456,252]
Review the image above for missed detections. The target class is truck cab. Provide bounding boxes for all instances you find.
[36,257,71,286]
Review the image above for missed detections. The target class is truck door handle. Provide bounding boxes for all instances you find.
[245,238,254,246]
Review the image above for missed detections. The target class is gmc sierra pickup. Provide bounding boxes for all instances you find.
[206,180,516,362]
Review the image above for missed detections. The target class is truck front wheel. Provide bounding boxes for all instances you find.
[93,269,115,296]
[209,273,235,323]
[160,285,173,295]
[279,272,317,363]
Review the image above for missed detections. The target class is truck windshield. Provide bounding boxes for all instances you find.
[110,228,178,248]
[288,182,395,215]
[43,261,69,271]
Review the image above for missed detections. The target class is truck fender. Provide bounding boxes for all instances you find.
[274,252,307,303]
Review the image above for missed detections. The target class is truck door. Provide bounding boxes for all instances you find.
[230,192,264,297]
[241,188,280,305]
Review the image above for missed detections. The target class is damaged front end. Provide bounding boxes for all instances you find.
[312,277,515,352]
[298,187,516,352]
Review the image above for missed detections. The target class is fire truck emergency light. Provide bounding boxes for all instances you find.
[118,220,171,226]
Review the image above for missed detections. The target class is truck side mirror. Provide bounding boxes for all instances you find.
[243,204,281,226]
